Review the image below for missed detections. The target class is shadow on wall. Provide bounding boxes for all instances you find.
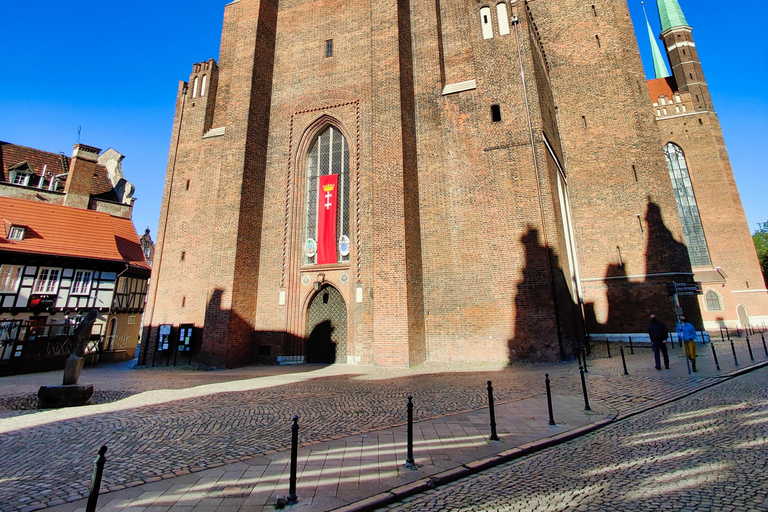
[508,226,581,363]
[583,199,703,335]
[173,288,338,368]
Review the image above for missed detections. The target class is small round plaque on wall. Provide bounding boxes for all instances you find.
[301,275,311,286]
[340,272,349,284]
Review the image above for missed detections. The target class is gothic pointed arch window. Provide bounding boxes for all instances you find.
[305,125,350,265]
[663,142,711,267]
[705,290,721,311]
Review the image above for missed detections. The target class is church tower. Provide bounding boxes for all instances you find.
[646,0,768,331]
[656,0,712,111]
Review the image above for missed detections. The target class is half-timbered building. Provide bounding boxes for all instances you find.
[0,142,150,371]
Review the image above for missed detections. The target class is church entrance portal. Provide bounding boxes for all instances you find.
[306,285,347,364]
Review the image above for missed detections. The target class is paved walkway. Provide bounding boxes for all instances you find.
[43,393,613,512]
[0,336,764,512]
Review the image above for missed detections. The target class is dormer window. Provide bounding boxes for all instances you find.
[11,172,31,186]
[8,226,25,240]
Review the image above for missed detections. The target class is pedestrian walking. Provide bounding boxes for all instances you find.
[648,314,669,370]
[677,315,697,372]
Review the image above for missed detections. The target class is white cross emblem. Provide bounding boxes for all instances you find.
[325,191,333,210]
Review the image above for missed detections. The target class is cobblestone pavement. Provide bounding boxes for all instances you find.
[379,365,768,512]
[0,338,762,511]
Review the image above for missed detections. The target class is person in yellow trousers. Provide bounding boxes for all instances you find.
[677,315,697,372]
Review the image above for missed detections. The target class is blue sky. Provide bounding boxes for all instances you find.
[1,0,766,239]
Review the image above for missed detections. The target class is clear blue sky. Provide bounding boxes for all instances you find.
[1,0,766,239]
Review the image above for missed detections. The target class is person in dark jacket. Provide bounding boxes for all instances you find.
[648,314,670,370]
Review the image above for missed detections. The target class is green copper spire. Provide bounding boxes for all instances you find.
[643,3,671,78]
[656,0,689,33]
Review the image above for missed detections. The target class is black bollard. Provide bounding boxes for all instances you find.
[620,346,629,375]
[605,338,612,358]
[582,345,588,373]
[629,336,634,355]
[711,343,721,371]
[762,333,767,357]
[85,446,108,512]
[579,366,591,411]
[725,325,731,340]
[668,332,675,349]
[405,395,415,467]
[545,374,556,425]
[288,415,299,504]
[700,331,706,345]
[730,339,739,367]
[487,381,499,441]
[720,326,724,342]
[746,334,755,362]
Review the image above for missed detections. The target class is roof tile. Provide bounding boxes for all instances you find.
[0,197,149,270]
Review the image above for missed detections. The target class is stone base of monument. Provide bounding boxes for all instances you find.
[38,384,94,409]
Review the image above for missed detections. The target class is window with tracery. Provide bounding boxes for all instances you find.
[305,125,350,265]
[706,291,721,311]
[664,143,711,267]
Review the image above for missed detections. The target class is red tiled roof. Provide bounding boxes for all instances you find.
[0,141,119,201]
[0,141,69,182]
[0,197,150,271]
[647,77,677,101]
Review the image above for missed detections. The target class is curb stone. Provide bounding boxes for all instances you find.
[332,360,768,512]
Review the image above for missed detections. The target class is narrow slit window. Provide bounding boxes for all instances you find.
[193,76,199,98]
[201,75,207,96]
[632,165,638,181]
[186,179,190,190]
[595,35,601,48]
[582,116,587,128]
[480,7,493,39]
[181,251,186,261]
[325,39,333,58]
[591,4,597,16]
[491,104,502,122]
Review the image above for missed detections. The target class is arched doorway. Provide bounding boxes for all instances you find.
[306,284,347,363]
[737,305,750,329]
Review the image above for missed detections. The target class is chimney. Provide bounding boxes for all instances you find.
[63,143,101,209]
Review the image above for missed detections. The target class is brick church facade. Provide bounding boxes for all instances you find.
[141,0,768,368]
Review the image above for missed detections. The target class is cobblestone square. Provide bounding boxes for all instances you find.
[0,338,765,511]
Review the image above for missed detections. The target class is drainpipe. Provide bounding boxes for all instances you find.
[140,82,188,365]
[513,17,565,360]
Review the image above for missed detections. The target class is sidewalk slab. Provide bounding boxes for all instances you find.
[43,393,613,512]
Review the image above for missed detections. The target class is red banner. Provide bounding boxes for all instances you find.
[317,174,338,264]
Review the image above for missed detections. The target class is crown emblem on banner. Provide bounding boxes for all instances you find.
[323,184,335,192]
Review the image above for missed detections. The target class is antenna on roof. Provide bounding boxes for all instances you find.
[77,126,82,144]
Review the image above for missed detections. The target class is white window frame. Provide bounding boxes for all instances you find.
[71,270,94,295]
[33,267,61,294]
[480,7,493,39]
[8,226,25,240]
[11,171,31,186]
[496,3,510,35]
[0,265,23,293]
